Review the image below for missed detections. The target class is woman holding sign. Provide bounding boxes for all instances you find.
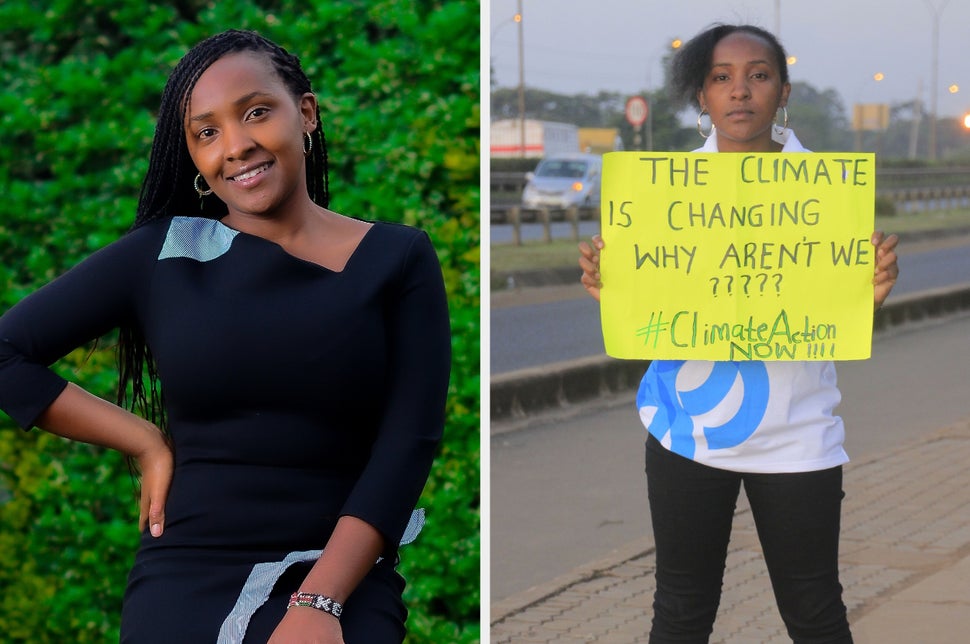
[579,24,898,643]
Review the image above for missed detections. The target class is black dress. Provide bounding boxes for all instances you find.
[0,216,451,643]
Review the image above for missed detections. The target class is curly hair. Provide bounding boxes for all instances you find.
[670,24,789,111]
[118,29,330,428]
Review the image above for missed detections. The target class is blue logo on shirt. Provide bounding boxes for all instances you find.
[637,361,770,459]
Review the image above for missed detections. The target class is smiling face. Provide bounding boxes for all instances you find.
[184,51,317,220]
[697,31,791,153]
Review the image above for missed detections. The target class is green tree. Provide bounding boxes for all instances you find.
[786,82,852,151]
[0,1,479,642]
[491,86,627,127]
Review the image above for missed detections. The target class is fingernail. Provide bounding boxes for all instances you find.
[151,523,162,537]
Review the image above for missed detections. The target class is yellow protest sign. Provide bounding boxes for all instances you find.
[600,152,875,361]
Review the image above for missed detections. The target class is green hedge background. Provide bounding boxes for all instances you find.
[0,1,480,642]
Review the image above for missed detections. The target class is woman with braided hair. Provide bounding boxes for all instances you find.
[0,29,450,643]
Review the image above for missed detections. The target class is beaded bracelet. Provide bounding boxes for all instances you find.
[287,591,343,619]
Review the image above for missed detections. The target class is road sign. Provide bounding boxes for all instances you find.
[625,96,649,127]
[852,103,890,131]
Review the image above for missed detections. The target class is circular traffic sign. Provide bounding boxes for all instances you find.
[625,96,649,127]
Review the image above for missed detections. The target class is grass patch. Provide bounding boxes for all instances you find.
[491,240,585,273]
[490,207,970,275]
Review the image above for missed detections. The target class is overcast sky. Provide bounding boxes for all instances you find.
[488,0,970,119]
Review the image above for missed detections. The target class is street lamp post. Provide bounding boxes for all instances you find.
[490,7,525,155]
[908,79,923,159]
[645,38,681,150]
[924,0,951,160]
[853,72,886,151]
[516,0,525,158]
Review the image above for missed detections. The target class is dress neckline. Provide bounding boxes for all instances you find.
[212,217,377,274]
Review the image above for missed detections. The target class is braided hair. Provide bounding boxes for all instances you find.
[117,29,330,427]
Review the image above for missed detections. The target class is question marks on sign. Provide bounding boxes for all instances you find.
[709,273,785,297]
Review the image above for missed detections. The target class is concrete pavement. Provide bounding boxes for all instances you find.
[491,416,970,643]
[485,230,970,644]
[489,276,970,642]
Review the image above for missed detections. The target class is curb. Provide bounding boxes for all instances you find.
[492,266,581,290]
[490,283,970,423]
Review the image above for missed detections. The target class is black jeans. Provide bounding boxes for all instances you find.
[645,434,852,644]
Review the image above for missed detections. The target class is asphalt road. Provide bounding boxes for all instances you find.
[490,310,970,601]
[490,236,970,373]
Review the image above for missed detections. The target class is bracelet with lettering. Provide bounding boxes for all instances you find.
[287,591,343,619]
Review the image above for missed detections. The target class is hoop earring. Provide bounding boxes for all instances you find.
[194,173,213,197]
[696,110,713,139]
[303,131,313,156]
[775,106,789,132]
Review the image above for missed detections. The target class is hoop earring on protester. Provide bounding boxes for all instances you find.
[775,106,789,133]
[304,131,312,156]
[697,110,713,139]
[194,173,213,197]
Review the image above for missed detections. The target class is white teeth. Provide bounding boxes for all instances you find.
[232,164,269,181]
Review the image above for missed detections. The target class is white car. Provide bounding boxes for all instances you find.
[521,153,602,209]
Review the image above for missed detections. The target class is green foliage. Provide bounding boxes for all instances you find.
[787,82,853,152]
[0,1,480,641]
[874,195,898,217]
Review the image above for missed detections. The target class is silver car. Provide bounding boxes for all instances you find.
[521,153,602,209]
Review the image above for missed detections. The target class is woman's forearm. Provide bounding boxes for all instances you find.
[36,382,173,536]
[36,382,166,458]
[299,515,386,604]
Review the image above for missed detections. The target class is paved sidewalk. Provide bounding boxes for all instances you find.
[491,417,970,643]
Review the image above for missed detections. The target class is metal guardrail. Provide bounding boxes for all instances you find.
[877,166,970,187]
[494,167,970,193]
[494,205,594,245]
[492,171,529,196]
[491,168,970,231]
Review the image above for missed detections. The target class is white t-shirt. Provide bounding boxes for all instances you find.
[637,128,848,473]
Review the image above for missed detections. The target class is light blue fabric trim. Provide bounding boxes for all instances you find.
[217,549,322,643]
[158,216,239,263]
[216,508,425,643]
[399,507,425,546]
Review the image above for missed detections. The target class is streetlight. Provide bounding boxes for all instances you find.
[645,38,681,150]
[924,0,952,160]
[489,11,517,37]
[490,6,525,155]
[515,0,525,158]
[852,73,887,151]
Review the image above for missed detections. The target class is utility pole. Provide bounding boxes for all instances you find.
[516,0,526,158]
[909,79,923,160]
[924,0,951,160]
